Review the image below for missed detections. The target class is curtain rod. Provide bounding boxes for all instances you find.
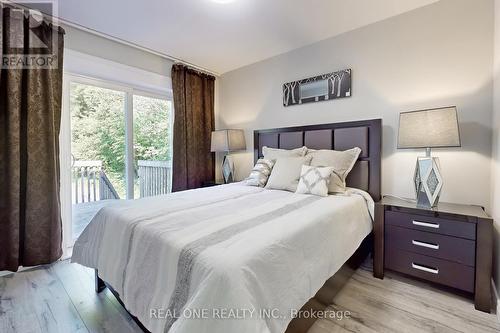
[1,0,220,76]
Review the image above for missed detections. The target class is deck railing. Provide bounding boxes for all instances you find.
[138,160,171,198]
[72,161,120,204]
[72,160,171,203]
[99,172,120,201]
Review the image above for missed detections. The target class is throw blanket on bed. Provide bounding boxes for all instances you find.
[72,184,373,333]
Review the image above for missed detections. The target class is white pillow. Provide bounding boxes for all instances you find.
[262,146,307,160]
[265,155,312,192]
[244,159,275,187]
[307,147,361,193]
[296,165,335,197]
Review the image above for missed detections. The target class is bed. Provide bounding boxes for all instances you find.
[72,119,382,333]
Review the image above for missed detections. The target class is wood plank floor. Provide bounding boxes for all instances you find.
[1,260,498,333]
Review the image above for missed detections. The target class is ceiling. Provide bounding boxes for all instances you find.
[54,0,439,74]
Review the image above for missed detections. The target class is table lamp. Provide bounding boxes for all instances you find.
[398,106,461,207]
[211,129,246,183]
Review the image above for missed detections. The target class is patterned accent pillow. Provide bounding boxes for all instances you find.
[265,155,313,192]
[295,165,335,197]
[244,159,275,187]
[307,147,361,194]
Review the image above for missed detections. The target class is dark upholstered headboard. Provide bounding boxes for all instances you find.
[254,119,382,201]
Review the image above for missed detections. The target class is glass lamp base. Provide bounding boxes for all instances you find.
[414,156,443,208]
[222,155,234,184]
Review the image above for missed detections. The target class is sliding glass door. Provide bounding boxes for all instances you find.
[61,75,173,247]
[69,82,127,241]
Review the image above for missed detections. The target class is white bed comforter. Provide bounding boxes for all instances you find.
[72,183,373,333]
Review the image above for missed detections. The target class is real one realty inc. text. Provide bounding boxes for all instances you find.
[150,307,351,321]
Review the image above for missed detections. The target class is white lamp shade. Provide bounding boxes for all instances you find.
[211,129,246,152]
[398,106,461,149]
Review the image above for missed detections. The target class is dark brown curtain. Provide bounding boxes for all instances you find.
[0,5,65,271]
[171,64,215,192]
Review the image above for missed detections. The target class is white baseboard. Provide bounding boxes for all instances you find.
[492,278,500,323]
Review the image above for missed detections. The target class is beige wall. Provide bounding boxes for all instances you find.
[218,0,494,210]
[493,0,500,292]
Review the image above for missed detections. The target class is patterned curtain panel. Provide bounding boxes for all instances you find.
[171,64,215,191]
[0,4,65,271]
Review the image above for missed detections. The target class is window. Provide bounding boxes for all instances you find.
[70,82,127,201]
[68,79,172,201]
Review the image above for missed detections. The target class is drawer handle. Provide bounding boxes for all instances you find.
[411,262,439,274]
[412,220,440,229]
[412,240,439,250]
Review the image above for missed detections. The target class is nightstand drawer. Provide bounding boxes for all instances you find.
[385,225,476,266]
[385,250,475,293]
[386,210,476,240]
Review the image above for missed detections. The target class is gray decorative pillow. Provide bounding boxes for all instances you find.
[244,159,275,187]
[265,155,313,192]
[262,146,307,160]
[307,147,361,193]
[295,165,334,197]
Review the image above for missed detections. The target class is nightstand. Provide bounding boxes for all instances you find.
[373,196,493,312]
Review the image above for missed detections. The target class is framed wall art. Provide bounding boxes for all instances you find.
[283,69,351,107]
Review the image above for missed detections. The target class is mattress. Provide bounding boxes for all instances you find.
[72,183,373,333]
